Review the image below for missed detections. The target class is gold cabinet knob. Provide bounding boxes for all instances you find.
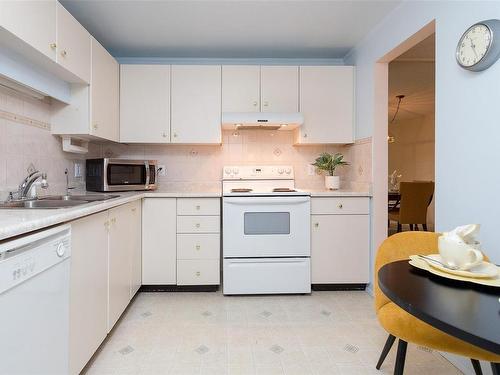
[263,101,269,107]
[196,205,200,210]
[92,123,98,131]
[111,217,116,224]
[253,101,258,107]
[104,220,109,229]
[131,208,136,212]
[196,271,201,277]
[173,132,178,138]
[162,132,167,138]
[195,245,201,250]
[49,43,57,49]
[303,133,308,138]
[338,203,343,209]
[195,223,200,228]
[314,222,319,228]
[60,49,67,57]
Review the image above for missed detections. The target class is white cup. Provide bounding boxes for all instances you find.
[438,235,483,270]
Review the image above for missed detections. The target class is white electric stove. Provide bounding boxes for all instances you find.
[222,166,311,295]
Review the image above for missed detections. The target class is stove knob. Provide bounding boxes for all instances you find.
[278,168,284,174]
[233,168,239,175]
[285,168,292,174]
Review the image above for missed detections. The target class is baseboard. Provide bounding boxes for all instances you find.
[312,283,367,291]
[140,285,219,292]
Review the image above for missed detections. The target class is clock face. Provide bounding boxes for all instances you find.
[457,24,492,67]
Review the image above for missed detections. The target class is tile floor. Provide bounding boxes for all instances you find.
[84,291,462,375]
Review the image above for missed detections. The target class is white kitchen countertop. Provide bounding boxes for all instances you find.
[0,187,371,241]
[0,189,222,242]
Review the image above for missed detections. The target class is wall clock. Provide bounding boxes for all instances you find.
[456,19,500,71]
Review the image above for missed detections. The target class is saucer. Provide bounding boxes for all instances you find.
[420,254,498,279]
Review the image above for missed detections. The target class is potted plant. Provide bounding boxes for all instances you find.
[312,152,349,190]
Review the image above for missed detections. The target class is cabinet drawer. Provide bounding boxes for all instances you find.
[177,234,220,260]
[177,260,220,285]
[311,197,369,215]
[177,198,220,216]
[177,216,220,233]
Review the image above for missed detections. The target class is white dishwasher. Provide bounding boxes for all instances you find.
[0,224,71,375]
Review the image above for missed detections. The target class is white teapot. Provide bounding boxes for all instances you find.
[438,224,483,270]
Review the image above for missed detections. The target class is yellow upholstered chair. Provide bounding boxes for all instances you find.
[375,231,500,375]
[389,181,434,232]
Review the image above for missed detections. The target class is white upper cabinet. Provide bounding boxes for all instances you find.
[221,65,260,113]
[261,66,298,112]
[56,2,90,83]
[0,0,57,60]
[120,65,171,143]
[296,66,355,144]
[91,37,119,141]
[171,65,222,144]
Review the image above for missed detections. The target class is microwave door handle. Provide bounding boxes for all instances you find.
[145,161,150,187]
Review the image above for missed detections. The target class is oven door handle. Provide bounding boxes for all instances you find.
[224,197,310,205]
[144,161,150,187]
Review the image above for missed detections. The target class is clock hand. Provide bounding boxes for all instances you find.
[468,36,479,59]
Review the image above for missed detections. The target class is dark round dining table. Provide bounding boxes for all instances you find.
[378,260,500,355]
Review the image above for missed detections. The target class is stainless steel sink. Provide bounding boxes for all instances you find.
[0,194,120,209]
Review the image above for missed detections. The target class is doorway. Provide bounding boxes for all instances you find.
[387,34,436,234]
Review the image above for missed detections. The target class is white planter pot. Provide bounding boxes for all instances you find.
[325,175,340,190]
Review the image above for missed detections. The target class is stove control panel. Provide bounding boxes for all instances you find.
[223,166,294,180]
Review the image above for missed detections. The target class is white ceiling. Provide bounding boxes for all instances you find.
[60,0,401,58]
[389,35,435,122]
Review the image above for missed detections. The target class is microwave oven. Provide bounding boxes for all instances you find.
[86,158,158,192]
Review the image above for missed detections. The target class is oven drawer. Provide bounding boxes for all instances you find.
[311,197,369,215]
[177,216,220,233]
[177,234,220,260]
[177,260,220,285]
[223,258,311,295]
[177,198,220,216]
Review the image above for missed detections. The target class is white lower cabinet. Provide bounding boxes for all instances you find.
[177,259,220,285]
[130,200,142,297]
[311,197,370,284]
[69,201,141,374]
[142,198,177,284]
[69,211,108,375]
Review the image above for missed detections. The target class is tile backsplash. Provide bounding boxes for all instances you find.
[0,87,85,200]
[0,86,372,198]
[90,130,372,191]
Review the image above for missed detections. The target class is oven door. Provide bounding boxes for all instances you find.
[105,159,149,191]
[223,196,310,257]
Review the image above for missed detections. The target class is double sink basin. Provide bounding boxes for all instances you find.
[0,194,120,209]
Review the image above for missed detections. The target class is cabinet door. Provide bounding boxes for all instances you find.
[261,66,298,112]
[0,0,56,60]
[142,198,177,284]
[298,66,354,144]
[120,65,171,143]
[221,65,260,112]
[56,2,90,83]
[69,211,108,375]
[130,200,142,298]
[91,37,119,141]
[108,204,133,330]
[171,65,221,144]
[311,214,369,284]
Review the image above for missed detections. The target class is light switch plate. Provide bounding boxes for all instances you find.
[157,165,166,176]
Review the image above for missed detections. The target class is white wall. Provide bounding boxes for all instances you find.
[346,2,500,373]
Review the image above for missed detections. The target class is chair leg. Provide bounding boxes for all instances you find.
[397,223,402,232]
[471,359,483,375]
[423,224,428,231]
[409,224,413,231]
[394,339,407,375]
[376,334,396,370]
[491,363,500,375]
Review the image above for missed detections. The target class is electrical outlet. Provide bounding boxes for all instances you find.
[308,165,315,176]
[74,162,82,178]
[157,165,166,176]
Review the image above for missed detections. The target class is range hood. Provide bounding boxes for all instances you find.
[221,112,303,131]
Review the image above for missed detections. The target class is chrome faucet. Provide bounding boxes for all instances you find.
[9,170,49,201]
